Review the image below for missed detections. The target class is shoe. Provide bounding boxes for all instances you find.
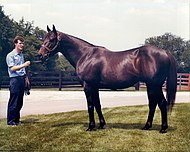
[8,121,18,127]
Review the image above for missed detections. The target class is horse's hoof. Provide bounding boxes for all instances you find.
[160,125,168,133]
[98,126,104,129]
[160,129,167,133]
[98,122,106,129]
[142,127,149,130]
[86,128,94,131]
[86,122,95,131]
[142,124,152,130]
[98,125,105,129]
[86,125,95,131]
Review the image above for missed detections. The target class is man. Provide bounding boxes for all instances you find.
[6,36,30,126]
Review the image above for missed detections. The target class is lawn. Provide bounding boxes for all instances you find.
[0,103,189,152]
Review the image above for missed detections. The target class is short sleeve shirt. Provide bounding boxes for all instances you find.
[6,49,26,77]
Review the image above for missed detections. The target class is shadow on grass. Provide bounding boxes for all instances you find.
[106,123,176,132]
[21,118,40,124]
[51,122,176,132]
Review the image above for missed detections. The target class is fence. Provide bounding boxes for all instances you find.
[1,71,190,91]
[177,73,190,91]
[0,71,81,91]
[30,71,82,90]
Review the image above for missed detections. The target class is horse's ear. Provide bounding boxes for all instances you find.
[47,25,51,32]
[52,25,56,33]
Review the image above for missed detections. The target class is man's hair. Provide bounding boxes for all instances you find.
[13,36,24,44]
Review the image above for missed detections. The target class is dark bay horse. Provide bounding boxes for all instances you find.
[38,25,177,133]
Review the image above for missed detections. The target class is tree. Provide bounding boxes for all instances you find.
[55,54,75,71]
[0,6,16,86]
[0,6,15,72]
[180,40,190,72]
[0,6,58,73]
[145,33,190,72]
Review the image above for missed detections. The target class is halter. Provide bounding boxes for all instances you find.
[41,34,61,58]
[41,40,60,58]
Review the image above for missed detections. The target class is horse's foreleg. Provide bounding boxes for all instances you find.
[84,83,106,131]
[143,85,158,130]
[84,84,95,131]
[93,90,106,129]
[86,100,95,131]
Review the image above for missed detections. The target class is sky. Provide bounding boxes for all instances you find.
[1,0,190,50]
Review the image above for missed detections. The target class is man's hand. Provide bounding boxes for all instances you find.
[24,61,30,67]
[25,76,31,95]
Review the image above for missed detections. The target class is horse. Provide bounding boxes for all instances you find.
[38,25,177,133]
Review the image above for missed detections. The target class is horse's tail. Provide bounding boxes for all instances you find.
[166,52,177,111]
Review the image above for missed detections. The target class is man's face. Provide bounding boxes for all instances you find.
[15,40,24,51]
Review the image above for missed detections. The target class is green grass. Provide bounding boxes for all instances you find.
[0,103,189,152]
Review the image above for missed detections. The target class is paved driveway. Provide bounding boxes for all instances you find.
[0,90,189,118]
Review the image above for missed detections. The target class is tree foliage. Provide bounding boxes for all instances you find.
[55,54,75,71]
[0,6,73,75]
[1,6,189,77]
[0,6,15,72]
[145,33,190,72]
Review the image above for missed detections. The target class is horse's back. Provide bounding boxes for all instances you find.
[77,45,171,89]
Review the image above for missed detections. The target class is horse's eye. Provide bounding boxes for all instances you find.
[49,39,55,42]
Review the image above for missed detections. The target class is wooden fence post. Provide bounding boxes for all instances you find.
[59,71,62,91]
[179,74,182,91]
[188,74,190,90]
[134,82,140,90]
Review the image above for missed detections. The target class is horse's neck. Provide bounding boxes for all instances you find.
[59,33,94,68]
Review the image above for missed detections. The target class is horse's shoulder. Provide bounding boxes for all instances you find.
[90,47,110,55]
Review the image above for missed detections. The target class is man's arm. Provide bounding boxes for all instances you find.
[10,61,30,71]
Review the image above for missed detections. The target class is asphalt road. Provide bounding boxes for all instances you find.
[0,90,189,118]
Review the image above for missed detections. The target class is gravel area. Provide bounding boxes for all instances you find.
[0,90,189,118]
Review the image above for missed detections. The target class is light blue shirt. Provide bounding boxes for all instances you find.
[6,49,26,78]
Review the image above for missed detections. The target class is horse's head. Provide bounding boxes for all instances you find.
[38,25,61,62]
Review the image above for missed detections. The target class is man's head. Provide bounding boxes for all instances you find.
[13,36,25,52]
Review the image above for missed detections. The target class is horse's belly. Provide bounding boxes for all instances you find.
[99,79,137,89]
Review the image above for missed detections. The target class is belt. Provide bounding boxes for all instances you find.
[10,75,26,79]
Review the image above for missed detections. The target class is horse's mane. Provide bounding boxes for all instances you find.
[65,34,94,46]
[66,33,106,48]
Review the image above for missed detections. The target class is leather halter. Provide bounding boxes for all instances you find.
[41,33,61,57]
[41,40,59,57]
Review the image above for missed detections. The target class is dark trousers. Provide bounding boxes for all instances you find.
[7,76,25,124]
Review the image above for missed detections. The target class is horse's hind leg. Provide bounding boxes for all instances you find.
[84,83,105,131]
[158,92,168,133]
[151,86,168,133]
[143,84,168,133]
[142,85,158,130]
